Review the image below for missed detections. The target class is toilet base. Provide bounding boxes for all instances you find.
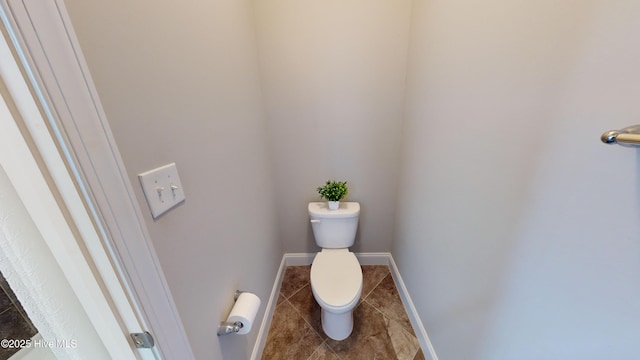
[320,308,354,341]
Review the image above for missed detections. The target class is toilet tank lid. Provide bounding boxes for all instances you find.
[308,202,360,218]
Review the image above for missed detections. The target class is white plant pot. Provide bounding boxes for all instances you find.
[328,201,340,210]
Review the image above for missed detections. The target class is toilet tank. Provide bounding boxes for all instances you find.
[308,202,360,248]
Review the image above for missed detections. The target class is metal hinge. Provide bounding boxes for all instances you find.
[130,331,155,349]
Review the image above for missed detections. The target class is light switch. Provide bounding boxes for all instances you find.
[138,163,185,219]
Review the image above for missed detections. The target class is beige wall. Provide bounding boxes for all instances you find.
[394,0,640,359]
[63,0,640,358]
[63,1,281,359]
[252,0,413,253]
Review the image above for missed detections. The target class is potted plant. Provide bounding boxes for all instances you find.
[316,180,348,210]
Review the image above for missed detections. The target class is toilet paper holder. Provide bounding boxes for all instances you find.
[601,125,640,147]
[217,290,247,336]
[217,321,243,336]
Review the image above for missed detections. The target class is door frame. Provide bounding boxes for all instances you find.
[0,85,139,360]
[0,33,141,360]
[0,1,194,359]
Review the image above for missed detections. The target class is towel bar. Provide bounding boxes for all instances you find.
[601,125,640,147]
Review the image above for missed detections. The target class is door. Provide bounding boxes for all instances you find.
[0,1,194,358]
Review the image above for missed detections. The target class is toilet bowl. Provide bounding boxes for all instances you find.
[310,249,363,340]
[308,202,362,340]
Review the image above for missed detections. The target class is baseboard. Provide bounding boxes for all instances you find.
[250,252,438,360]
[388,256,439,360]
[249,256,286,360]
[280,252,392,266]
[283,252,314,266]
[355,252,392,265]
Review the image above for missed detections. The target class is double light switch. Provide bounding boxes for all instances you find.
[138,163,185,219]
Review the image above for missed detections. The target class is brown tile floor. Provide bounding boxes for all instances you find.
[0,272,37,360]
[262,265,425,360]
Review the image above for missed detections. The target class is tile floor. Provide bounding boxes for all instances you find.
[0,271,38,360]
[261,265,425,360]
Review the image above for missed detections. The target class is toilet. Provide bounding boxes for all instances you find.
[308,201,362,341]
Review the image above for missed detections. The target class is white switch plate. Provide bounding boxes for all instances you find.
[138,163,185,219]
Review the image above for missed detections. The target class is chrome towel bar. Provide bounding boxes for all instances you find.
[601,125,640,147]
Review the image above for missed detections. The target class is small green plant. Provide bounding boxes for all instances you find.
[316,180,348,202]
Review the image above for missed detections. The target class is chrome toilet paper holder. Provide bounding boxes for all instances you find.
[601,125,640,147]
[217,290,245,336]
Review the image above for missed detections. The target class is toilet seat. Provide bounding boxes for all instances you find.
[310,249,362,311]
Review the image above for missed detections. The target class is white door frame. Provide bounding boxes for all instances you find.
[0,34,140,360]
[0,0,194,359]
[0,86,134,360]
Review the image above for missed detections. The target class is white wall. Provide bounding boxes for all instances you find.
[61,0,640,358]
[63,1,281,359]
[394,0,640,359]
[252,0,413,253]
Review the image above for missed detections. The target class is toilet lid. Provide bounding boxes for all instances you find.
[311,250,362,308]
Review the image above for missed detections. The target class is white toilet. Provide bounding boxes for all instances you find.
[308,201,362,341]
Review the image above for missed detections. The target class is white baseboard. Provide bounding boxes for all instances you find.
[388,256,439,360]
[355,252,392,265]
[280,252,393,266]
[249,256,286,360]
[250,252,438,360]
[283,252,314,266]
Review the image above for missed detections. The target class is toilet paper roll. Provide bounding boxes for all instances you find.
[227,292,261,335]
